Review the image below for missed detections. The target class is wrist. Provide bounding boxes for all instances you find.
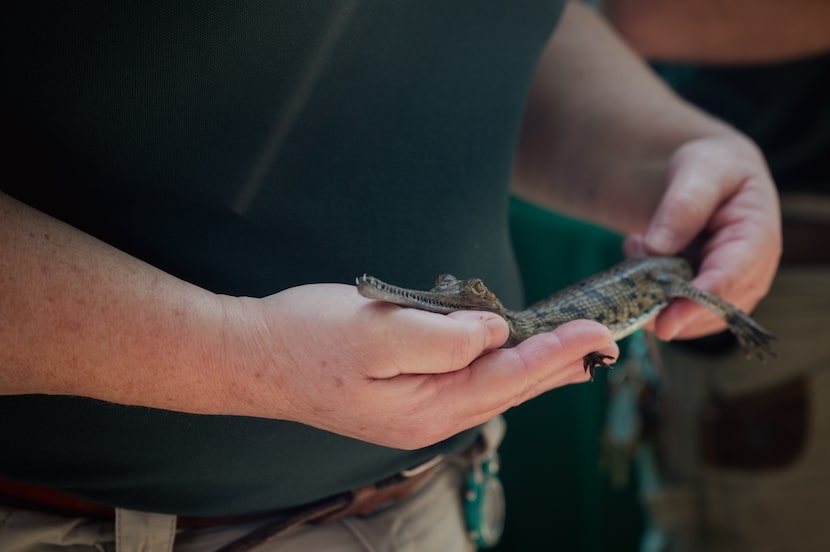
[204,293,296,420]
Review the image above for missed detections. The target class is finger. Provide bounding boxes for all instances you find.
[653,298,720,342]
[655,190,779,342]
[654,250,772,342]
[372,320,616,449]
[654,236,777,342]
[434,320,617,422]
[643,145,734,256]
[359,303,509,377]
[623,233,648,259]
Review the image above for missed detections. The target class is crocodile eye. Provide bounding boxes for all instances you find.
[472,280,486,295]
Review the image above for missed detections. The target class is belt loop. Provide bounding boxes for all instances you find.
[115,508,177,552]
[479,415,507,456]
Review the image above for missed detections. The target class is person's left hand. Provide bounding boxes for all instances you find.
[624,134,781,341]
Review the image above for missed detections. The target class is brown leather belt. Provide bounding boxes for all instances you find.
[781,218,830,264]
[0,454,444,532]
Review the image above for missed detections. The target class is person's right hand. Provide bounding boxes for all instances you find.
[1,191,615,444]
[215,283,617,449]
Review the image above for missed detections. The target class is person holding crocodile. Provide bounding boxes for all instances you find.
[0,2,780,551]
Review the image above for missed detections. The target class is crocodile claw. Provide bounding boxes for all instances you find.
[583,352,616,382]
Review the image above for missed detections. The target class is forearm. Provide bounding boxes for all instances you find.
[0,191,238,413]
[512,1,738,234]
[603,0,830,63]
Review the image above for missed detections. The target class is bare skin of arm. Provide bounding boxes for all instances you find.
[0,191,616,449]
[602,0,830,63]
[512,1,781,341]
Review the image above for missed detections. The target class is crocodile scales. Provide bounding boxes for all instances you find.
[356,256,775,377]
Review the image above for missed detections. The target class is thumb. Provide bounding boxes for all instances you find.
[382,309,509,376]
[643,142,733,255]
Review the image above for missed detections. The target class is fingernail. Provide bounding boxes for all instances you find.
[661,323,680,342]
[644,228,676,255]
[484,316,509,347]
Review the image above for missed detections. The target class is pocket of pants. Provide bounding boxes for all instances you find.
[700,375,808,470]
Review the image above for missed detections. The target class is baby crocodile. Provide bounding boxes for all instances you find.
[356,257,775,378]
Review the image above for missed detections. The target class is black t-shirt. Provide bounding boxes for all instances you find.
[1,1,564,515]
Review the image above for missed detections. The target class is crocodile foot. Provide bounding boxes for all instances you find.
[583,352,616,382]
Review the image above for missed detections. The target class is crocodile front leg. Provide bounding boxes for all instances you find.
[584,352,617,381]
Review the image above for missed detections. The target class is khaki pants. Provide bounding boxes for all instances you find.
[647,266,830,552]
[0,463,475,552]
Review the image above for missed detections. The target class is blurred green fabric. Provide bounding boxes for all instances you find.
[495,197,644,551]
